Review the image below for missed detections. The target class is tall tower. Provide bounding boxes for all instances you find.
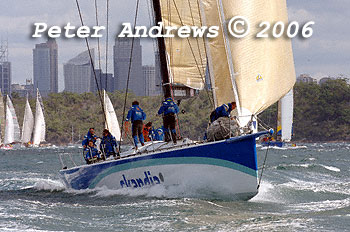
[0,39,11,95]
[33,39,58,97]
[113,37,144,96]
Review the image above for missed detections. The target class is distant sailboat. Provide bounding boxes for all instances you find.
[103,90,121,141]
[21,97,34,145]
[4,95,21,145]
[32,90,46,146]
[0,91,5,145]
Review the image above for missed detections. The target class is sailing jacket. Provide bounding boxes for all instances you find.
[100,134,118,154]
[84,146,100,161]
[126,105,146,123]
[82,131,98,147]
[210,103,232,122]
[158,98,179,116]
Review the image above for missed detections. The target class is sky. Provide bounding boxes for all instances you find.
[0,0,349,91]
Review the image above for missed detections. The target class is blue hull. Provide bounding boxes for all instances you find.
[261,141,284,147]
[59,131,268,199]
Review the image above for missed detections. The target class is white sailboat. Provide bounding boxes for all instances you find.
[0,91,5,145]
[21,97,34,145]
[103,90,121,141]
[3,95,21,145]
[59,0,295,200]
[32,90,46,147]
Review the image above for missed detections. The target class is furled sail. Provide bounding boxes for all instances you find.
[277,89,293,142]
[21,98,34,144]
[218,0,296,122]
[160,0,207,90]
[0,91,5,144]
[4,96,21,144]
[104,90,121,141]
[32,90,46,146]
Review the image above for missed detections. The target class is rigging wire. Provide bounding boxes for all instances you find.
[94,0,102,71]
[74,0,107,125]
[119,0,140,151]
[257,142,270,190]
[105,0,110,88]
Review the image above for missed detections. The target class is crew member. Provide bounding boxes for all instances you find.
[210,102,236,123]
[82,127,98,148]
[143,122,153,142]
[126,101,146,150]
[100,129,119,159]
[158,97,179,143]
[84,140,101,164]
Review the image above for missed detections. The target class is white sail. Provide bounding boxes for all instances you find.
[5,96,21,143]
[4,104,14,144]
[280,89,293,142]
[32,90,46,146]
[104,90,121,141]
[0,91,5,144]
[21,98,34,144]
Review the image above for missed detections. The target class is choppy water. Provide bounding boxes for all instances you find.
[0,143,349,231]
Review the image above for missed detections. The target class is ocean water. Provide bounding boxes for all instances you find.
[0,143,349,231]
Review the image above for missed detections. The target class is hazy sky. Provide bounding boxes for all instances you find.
[0,0,349,91]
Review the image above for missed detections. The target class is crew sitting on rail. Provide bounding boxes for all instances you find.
[84,140,101,164]
[210,102,236,123]
[100,129,119,159]
[158,97,179,144]
[82,127,98,148]
[152,127,164,141]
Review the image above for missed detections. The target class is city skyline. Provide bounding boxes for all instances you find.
[0,0,349,91]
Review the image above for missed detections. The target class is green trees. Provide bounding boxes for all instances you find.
[10,79,350,144]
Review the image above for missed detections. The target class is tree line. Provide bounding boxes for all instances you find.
[11,79,350,144]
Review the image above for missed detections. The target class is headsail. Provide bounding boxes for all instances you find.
[159,0,207,90]
[277,89,293,142]
[218,0,296,122]
[4,96,20,144]
[0,91,5,144]
[103,90,121,141]
[21,98,34,144]
[200,0,296,126]
[32,90,46,146]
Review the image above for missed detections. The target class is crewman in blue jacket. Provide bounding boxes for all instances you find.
[158,97,179,143]
[84,140,101,164]
[210,102,236,123]
[100,129,119,159]
[82,128,98,148]
[126,101,147,150]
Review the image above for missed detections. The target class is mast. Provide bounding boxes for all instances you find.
[152,0,171,99]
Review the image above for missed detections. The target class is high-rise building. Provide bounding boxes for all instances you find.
[93,69,115,93]
[64,49,94,93]
[33,39,58,97]
[0,40,11,95]
[113,37,144,96]
[143,65,156,96]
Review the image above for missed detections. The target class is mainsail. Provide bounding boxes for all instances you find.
[32,90,46,146]
[277,89,293,142]
[4,96,21,144]
[21,98,34,144]
[0,91,5,144]
[159,0,207,90]
[103,90,121,141]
